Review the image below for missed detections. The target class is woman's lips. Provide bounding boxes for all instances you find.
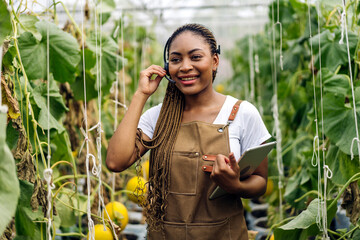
[179,76,198,85]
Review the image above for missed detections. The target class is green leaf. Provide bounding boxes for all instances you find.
[98,0,115,13]
[71,48,98,101]
[17,20,80,83]
[97,0,115,24]
[6,120,19,151]
[323,92,360,155]
[283,40,305,71]
[56,189,77,228]
[274,199,337,239]
[17,15,41,41]
[326,145,359,185]
[51,131,74,163]
[0,0,12,45]
[322,69,350,96]
[0,113,20,236]
[284,171,306,209]
[3,45,17,69]
[17,31,46,80]
[310,29,358,72]
[15,180,46,240]
[30,75,67,132]
[87,33,125,95]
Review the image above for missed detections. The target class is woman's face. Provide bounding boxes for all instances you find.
[168,31,219,96]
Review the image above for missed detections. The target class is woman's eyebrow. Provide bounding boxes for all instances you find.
[170,48,204,56]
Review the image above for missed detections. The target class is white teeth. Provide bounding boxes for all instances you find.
[181,77,197,81]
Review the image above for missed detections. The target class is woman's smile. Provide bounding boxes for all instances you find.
[178,75,199,85]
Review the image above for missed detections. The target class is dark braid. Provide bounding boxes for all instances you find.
[135,23,218,231]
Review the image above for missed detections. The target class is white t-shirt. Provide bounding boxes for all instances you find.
[138,95,271,161]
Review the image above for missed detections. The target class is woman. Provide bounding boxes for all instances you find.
[106,23,271,240]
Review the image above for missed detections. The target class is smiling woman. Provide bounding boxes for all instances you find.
[106,23,271,240]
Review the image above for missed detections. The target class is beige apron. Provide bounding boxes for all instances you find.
[149,100,248,240]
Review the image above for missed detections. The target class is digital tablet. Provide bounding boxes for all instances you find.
[209,141,276,200]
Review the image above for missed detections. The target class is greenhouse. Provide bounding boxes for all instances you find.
[1,0,360,239]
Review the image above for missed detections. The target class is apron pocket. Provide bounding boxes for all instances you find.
[187,218,231,240]
[169,151,199,195]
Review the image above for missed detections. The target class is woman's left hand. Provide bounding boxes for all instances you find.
[210,152,242,194]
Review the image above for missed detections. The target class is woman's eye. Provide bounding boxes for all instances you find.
[192,55,202,60]
[170,58,180,63]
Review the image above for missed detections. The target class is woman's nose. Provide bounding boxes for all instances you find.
[180,58,193,72]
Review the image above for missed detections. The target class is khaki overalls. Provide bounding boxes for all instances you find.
[149,100,248,240]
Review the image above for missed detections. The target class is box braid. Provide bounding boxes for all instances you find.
[135,23,219,232]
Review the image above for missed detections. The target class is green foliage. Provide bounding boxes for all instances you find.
[30,75,68,132]
[0,0,12,45]
[14,180,45,240]
[310,29,358,72]
[0,113,20,236]
[87,32,125,95]
[228,0,360,238]
[17,21,80,83]
[274,199,337,240]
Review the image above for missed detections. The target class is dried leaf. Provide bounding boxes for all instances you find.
[341,181,360,225]
[16,150,36,184]
[11,117,30,159]
[1,76,20,120]
[30,177,57,216]
[30,177,47,213]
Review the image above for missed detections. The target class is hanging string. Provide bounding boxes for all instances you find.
[92,3,119,239]
[44,1,54,239]
[140,28,148,72]
[80,0,95,238]
[340,0,360,162]
[121,16,127,113]
[248,36,255,103]
[95,0,106,226]
[254,53,264,116]
[307,0,323,231]
[317,1,332,238]
[270,0,284,220]
[339,8,346,45]
[275,0,283,70]
[111,24,120,193]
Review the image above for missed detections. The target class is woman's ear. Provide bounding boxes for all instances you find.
[212,53,219,71]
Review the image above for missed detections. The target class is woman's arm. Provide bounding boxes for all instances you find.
[106,65,166,172]
[210,150,268,199]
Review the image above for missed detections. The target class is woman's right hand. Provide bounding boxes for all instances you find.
[137,65,167,97]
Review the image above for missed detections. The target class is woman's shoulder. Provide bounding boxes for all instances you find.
[143,102,163,117]
[224,96,258,115]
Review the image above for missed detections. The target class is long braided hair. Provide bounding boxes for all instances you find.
[136,23,219,231]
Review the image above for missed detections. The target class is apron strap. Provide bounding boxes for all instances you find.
[228,100,242,122]
[202,100,243,173]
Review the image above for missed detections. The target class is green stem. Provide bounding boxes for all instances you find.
[54,174,114,195]
[294,190,321,203]
[68,150,82,235]
[50,1,83,38]
[55,195,103,221]
[281,135,312,157]
[327,228,342,238]
[329,173,360,209]
[337,225,360,240]
[266,217,296,240]
[56,232,86,238]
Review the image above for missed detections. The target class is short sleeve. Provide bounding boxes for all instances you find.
[137,103,162,139]
[238,101,271,154]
